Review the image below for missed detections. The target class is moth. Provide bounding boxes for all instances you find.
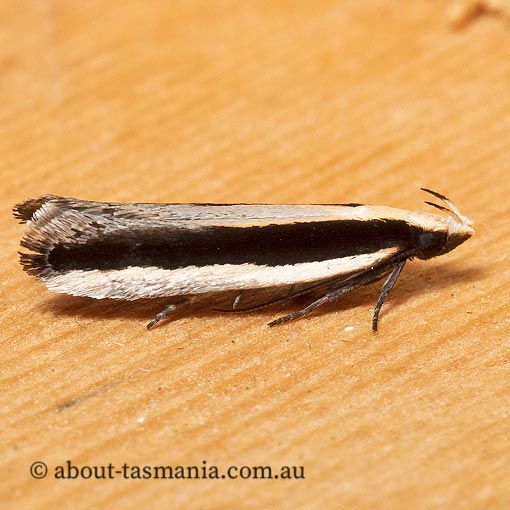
[13,189,473,330]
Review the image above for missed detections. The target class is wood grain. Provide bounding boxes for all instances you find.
[1,1,509,508]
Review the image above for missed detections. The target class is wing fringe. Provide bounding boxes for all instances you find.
[13,195,72,278]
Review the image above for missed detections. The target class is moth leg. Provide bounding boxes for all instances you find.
[372,260,406,332]
[232,292,244,310]
[268,293,337,326]
[211,292,249,312]
[146,299,188,329]
[218,280,346,314]
[214,287,298,313]
[268,257,410,328]
[268,275,373,327]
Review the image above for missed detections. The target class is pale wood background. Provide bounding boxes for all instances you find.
[1,1,509,509]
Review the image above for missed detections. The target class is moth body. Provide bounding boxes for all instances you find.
[13,189,473,330]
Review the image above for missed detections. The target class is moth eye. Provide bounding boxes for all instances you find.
[418,231,447,259]
[419,232,436,250]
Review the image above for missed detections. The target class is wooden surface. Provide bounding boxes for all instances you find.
[2,1,509,509]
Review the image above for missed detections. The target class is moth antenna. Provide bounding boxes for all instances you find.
[424,201,462,223]
[421,188,471,226]
[421,187,450,202]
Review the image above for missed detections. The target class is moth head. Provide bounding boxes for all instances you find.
[417,188,474,260]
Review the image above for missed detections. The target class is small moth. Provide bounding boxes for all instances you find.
[13,189,473,331]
